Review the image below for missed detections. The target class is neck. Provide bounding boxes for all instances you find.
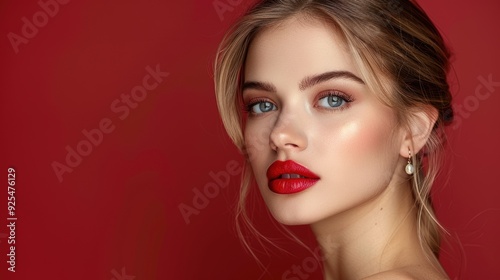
[310,178,437,280]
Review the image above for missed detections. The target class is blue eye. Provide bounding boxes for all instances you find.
[249,101,277,114]
[318,94,348,109]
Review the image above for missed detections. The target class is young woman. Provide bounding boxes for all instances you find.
[214,0,453,279]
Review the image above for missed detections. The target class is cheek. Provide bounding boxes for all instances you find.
[244,122,269,160]
[339,120,393,156]
[243,119,274,177]
[317,111,398,186]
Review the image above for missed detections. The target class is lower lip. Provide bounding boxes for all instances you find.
[269,178,319,194]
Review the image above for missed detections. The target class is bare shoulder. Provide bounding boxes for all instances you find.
[362,266,449,280]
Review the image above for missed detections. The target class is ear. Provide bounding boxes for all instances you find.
[399,106,439,157]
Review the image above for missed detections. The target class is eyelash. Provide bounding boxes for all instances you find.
[243,91,354,115]
[315,91,354,112]
[244,98,270,113]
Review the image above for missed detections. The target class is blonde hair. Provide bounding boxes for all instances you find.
[214,0,453,261]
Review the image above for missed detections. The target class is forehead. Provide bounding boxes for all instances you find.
[244,16,360,84]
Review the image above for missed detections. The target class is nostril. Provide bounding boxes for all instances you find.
[269,140,278,151]
[285,142,299,148]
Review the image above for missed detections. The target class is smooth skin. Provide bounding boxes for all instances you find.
[242,15,448,280]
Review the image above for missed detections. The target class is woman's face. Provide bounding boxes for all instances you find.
[242,16,406,225]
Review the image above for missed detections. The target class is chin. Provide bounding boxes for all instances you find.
[270,212,314,226]
[263,191,328,226]
[271,208,330,226]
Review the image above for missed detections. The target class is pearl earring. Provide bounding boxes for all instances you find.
[405,149,414,175]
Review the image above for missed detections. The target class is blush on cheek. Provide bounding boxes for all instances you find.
[320,119,397,204]
[345,119,399,190]
[336,119,395,160]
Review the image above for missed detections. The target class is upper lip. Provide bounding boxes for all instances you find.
[266,160,320,181]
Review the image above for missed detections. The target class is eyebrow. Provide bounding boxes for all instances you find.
[242,81,276,93]
[242,70,365,94]
[299,70,365,90]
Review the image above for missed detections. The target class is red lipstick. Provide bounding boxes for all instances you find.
[266,160,320,194]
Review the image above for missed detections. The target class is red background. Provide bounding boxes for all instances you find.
[1,0,499,279]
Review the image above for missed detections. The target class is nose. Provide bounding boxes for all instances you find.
[269,111,308,154]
